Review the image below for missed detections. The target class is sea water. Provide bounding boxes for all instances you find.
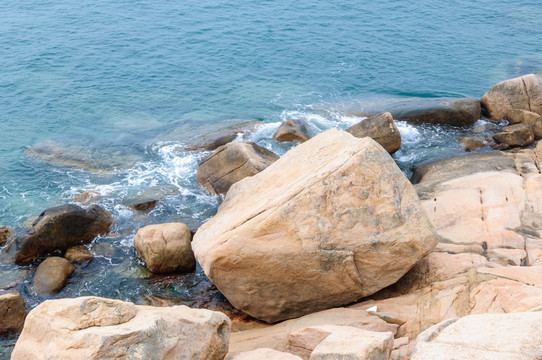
[1,0,542,356]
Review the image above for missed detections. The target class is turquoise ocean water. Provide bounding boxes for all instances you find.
[1,0,542,356]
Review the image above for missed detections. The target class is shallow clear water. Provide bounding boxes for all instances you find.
[1,0,542,357]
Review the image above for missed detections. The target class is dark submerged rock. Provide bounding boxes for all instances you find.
[6,204,113,265]
[387,98,481,126]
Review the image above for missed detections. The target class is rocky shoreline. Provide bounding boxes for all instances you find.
[2,74,542,359]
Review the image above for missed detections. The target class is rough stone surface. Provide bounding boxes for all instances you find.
[411,312,542,360]
[196,141,279,196]
[32,256,75,295]
[387,98,481,126]
[0,225,14,247]
[493,123,534,147]
[129,200,158,211]
[228,348,302,360]
[273,119,311,142]
[134,223,195,273]
[229,307,397,356]
[11,296,231,360]
[481,74,542,120]
[346,112,401,154]
[0,291,27,336]
[457,136,485,152]
[185,121,261,151]
[6,204,113,265]
[507,108,542,139]
[309,327,393,360]
[65,245,94,263]
[194,129,437,323]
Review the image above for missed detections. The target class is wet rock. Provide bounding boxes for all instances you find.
[185,121,261,151]
[73,191,101,205]
[507,109,542,139]
[65,245,94,263]
[273,119,311,142]
[24,140,143,174]
[6,204,113,265]
[457,136,485,152]
[310,327,393,360]
[32,256,75,295]
[129,200,158,211]
[229,307,397,356]
[193,129,437,323]
[481,74,542,120]
[91,242,115,257]
[386,98,481,126]
[196,141,279,196]
[0,225,14,246]
[134,223,196,273]
[411,312,542,360]
[11,296,231,360]
[0,291,27,337]
[346,112,401,154]
[493,123,534,147]
[0,269,32,291]
[228,348,302,360]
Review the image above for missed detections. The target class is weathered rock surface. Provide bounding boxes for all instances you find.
[11,296,231,360]
[411,312,542,360]
[273,119,311,142]
[346,112,401,154]
[6,204,113,265]
[387,98,481,126]
[0,225,14,247]
[457,136,485,152]
[228,348,302,360]
[493,123,534,147]
[194,129,437,323]
[310,327,393,360]
[481,74,542,120]
[129,199,158,211]
[507,108,542,139]
[134,223,195,273]
[229,307,397,356]
[196,141,279,196]
[0,268,32,291]
[0,291,27,337]
[32,256,75,295]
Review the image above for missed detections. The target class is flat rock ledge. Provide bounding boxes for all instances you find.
[11,296,231,360]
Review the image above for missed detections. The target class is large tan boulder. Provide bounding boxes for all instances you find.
[5,204,113,265]
[481,74,542,120]
[493,123,534,147]
[196,141,279,196]
[507,109,542,139]
[228,348,302,360]
[346,112,401,154]
[411,312,542,360]
[32,256,75,295]
[0,291,27,336]
[134,223,195,273]
[11,296,231,360]
[193,129,437,323]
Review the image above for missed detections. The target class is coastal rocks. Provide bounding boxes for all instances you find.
[129,199,158,211]
[229,307,398,356]
[133,223,195,273]
[481,74,542,120]
[387,98,481,126]
[0,225,14,246]
[411,312,542,360]
[457,136,485,152]
[310,327,393,360]
[185,121,261,151]
[345,112,401,154]
[11,296,231,360]
[64,245,94,263]
[228,348,302,360]
[507,109,542,139]
[493,123,534,147]
[0,291,27,337]
[32,257,75,295]
[193,129,437,322]
[7,204,113,265]
[196,141,279,196]
[273,119,311,142]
